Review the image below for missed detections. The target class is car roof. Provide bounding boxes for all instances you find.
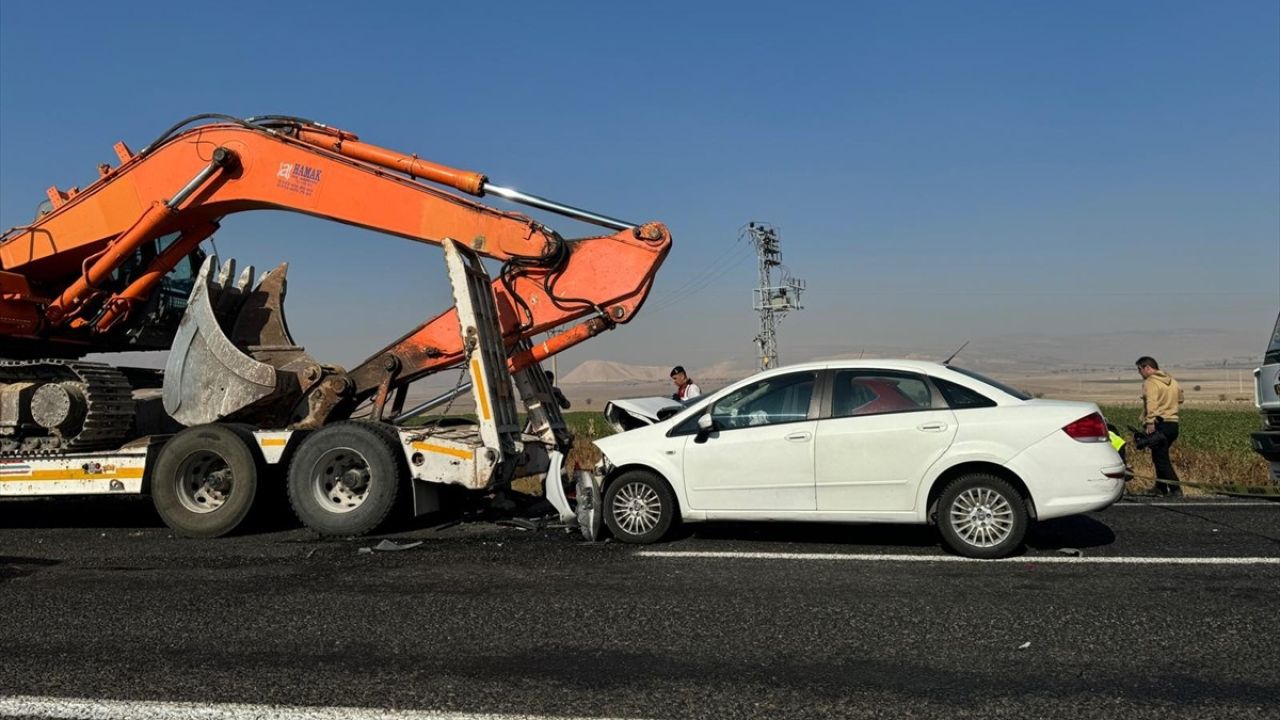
[753,359,955,375]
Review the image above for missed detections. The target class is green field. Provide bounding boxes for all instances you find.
[1098,405,1270,491]
[1099,405,1261,460]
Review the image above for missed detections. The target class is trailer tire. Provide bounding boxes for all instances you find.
[151,424,261,538]
[287,421,404,537]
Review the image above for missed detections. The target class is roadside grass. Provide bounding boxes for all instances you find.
[1099,405,1271,493]
[562,411,610,469]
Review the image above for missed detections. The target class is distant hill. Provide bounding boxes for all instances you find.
[560,328,1265,385]
[562,361,672,384]
[562,359,753,385]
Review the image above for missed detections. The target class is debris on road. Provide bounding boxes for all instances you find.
[497,518,541,531]
[358,539,425,554]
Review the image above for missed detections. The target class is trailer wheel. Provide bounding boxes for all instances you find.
[151,424,260,538]
[287,421,404,537]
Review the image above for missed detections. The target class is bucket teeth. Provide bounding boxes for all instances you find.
[230,262,296,350]
[163,255,316,427]
[216,257,235,286]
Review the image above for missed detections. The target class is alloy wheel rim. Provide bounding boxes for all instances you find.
[612,482,662,536]
[311,447,371,514]
[949,487,1015,547]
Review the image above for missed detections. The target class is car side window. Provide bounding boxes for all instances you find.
[709,372,816,430]
[831,371,933,418]
[933,377,997,409]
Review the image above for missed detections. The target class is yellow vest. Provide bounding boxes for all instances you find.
[1109,430,1126,452]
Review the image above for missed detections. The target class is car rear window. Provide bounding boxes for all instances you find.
[933,377,997,409]
[947,367,1032,401]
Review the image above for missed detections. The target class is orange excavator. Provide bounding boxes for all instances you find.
[0,114,671,538]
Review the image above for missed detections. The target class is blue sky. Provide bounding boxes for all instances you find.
[2,1,1277,372]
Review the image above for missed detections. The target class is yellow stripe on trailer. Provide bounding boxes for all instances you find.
[410,441,473,460]
[0,467,145,482]
[471,357,492,421]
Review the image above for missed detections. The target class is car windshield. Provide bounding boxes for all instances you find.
[947,366,1032,401]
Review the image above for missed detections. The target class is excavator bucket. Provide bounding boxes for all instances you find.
[163,255,319,427]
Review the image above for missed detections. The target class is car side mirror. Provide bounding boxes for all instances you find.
[694,412,715,443]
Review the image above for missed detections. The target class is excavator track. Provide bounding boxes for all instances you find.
[0,360,136,454]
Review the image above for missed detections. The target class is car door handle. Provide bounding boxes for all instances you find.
[785,431,812,442]
[917,422,948,432]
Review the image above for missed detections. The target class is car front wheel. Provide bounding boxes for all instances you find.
[936,473,1028,559]
[603,470,676,544]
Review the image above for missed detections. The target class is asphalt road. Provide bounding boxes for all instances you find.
[2,495,1279,719]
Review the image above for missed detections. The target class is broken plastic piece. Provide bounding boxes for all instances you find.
[497,518,539,531]
[576,469,602,542]
[543,450,575,523]
[376,539,423,551]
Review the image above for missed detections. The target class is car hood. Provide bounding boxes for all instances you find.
[603,396,687,433]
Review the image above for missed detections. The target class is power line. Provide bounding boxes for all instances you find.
[646,232,754,311]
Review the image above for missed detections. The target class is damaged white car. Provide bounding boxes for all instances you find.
[592,360,1126,559]
[603,396,696,432]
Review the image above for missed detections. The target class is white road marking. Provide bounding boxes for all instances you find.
[0,696,648,720]
[637,550,1280,565]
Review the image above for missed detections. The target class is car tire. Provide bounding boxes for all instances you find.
[936,473,1028,559]
[286,421,405,537]
[151,424,261,538]
[603,470,676,544]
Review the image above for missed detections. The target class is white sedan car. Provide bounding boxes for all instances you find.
[592,360,1125,558]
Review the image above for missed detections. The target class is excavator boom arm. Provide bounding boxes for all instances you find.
[4,121,556,291]
[0,115,670,425]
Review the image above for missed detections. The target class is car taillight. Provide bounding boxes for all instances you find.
[1063,412,1108,442]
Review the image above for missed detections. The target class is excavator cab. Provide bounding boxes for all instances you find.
[111,234,205,350]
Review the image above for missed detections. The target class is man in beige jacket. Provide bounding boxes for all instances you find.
[1136,356,1185,496]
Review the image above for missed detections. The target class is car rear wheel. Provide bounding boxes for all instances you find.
[603,470,676,544]
[936,473,1028,559]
